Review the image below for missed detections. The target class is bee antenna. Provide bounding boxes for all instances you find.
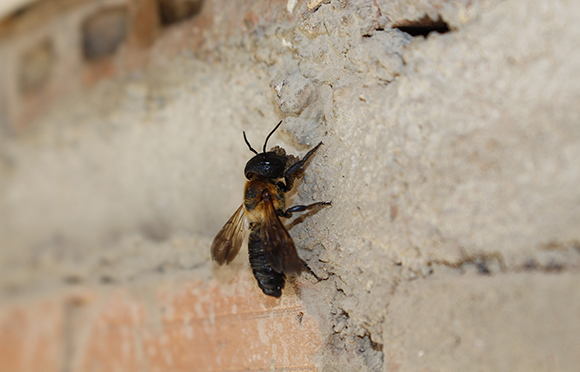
[263,120,282,153]
[243,131,259,155]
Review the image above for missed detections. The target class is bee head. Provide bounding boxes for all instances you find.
[242,121,287,180]
[244,152,287,179]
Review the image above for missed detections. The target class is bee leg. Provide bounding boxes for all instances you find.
[282,142,323,192]
[280,201,331,218]
[301,259,321,281]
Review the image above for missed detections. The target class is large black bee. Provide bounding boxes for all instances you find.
[211,121,330,297]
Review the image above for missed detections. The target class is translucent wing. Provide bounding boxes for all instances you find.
[260,198,302,274]
[211,205,248,265]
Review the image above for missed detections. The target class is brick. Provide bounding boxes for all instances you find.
[0,271,322,372]
[74,291,146,372]
[63,272,321,371]
[0,299,64,372]
[144,272,321,371]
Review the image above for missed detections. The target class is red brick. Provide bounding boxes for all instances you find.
[144,272,321,371]
[50,272,322,371]
[0,300,64,372]
[74,291,146,372]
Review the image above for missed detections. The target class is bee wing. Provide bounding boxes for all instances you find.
[261,198,302,275]
[211,205,248,265]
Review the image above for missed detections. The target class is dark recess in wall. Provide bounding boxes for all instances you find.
[393,16,450,37]
[82,7,128,60]
[158,0,204,26]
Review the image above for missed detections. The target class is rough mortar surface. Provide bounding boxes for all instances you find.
[1,0,579,371]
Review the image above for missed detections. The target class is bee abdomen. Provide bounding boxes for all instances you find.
[248,230,285,298]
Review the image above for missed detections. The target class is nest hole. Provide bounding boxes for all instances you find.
[393,16,450,37]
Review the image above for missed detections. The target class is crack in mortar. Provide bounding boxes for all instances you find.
[428,239,580,275]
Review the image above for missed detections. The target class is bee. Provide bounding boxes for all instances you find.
[211,121,330,297]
